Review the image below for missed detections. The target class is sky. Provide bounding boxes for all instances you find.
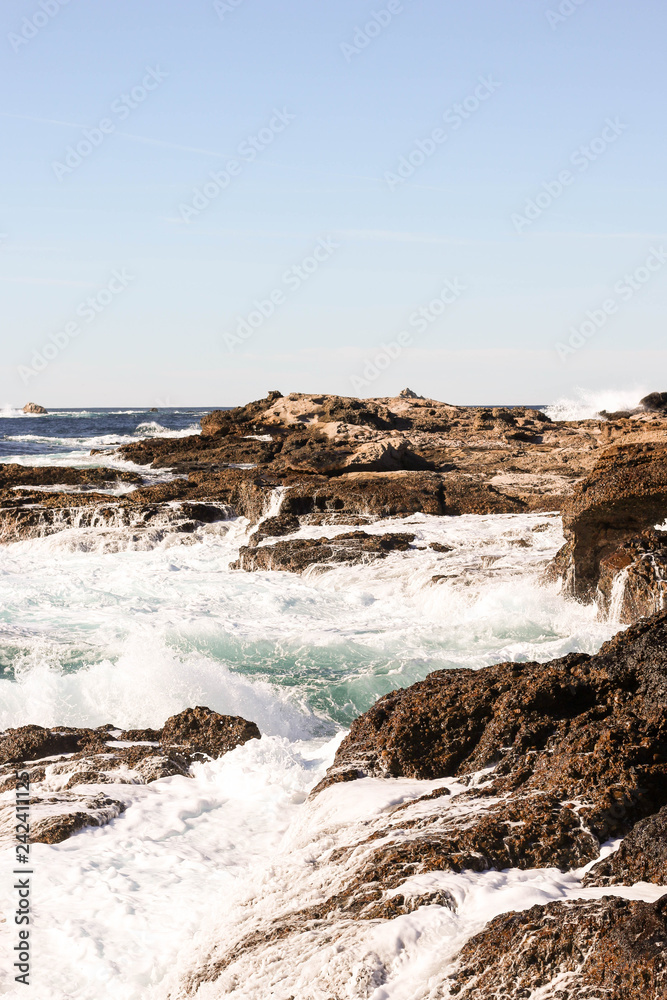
[1,0,666,407]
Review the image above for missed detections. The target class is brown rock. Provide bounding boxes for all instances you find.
[232,531,415,574]
[547,440,667,602]
[448,895,667,999]
[161,706,260,757]
[0,707,261,845]
[315,612,667,854]
[584,805,667,887]
[596,527,667,621]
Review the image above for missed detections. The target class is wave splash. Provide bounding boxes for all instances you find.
[544,386,648,422]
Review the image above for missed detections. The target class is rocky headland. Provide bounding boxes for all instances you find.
[4,389,667,585]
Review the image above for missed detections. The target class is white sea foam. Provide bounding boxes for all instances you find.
[0,510,630,999]
[155,770,665,1000]
[544,386,647,421]
[134,421,200,437]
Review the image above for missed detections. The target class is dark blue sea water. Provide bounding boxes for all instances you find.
[0,407,216,465]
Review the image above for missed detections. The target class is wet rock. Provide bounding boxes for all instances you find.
[0,465,143,489]
[585,805,667,886]
[22,402,47,414]
[641,391,667,414]
[447,895,667,999]
[596,527,667,621]
[547,440,667,602]
[29,795,127,845]
[0,724,107,764]
[279,471,446,518]
[232,531,416,574]
[315,612,667,856]
[0,707,261,844]
[161,706,260,757]
[0,493,236,545]
[176,614,667,996]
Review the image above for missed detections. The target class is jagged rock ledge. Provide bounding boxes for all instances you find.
[0,707,260,845]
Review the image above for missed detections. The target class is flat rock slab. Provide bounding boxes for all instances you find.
[232,531,416,573]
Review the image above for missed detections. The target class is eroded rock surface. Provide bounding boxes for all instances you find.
[179,611,667,997]
[447,895,667,999]
[548,440,667,618]
[316,613,667,853]
[6,390,667,554]
[119,391,667,527]
[585,806,667,887]
[597,527,667,620]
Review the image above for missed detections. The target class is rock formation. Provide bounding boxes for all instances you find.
[447,896,667,999]
[232,531,416,573]
[0,707,260,844]
[548,439,667,618]
[178,610,667,997]
[4,391,667,561]
[22,402,47,414]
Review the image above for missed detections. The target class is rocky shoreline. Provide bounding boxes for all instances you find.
[4,389,667,582]
[3,389,667,997]
[178,612,667,999]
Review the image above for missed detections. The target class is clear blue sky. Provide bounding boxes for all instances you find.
[1,0,666,406]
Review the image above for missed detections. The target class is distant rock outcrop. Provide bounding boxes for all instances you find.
[22,402,47,414]
[641,391,667,414]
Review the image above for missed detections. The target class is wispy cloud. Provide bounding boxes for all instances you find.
[159,222,483,246]
[525,230,667,240]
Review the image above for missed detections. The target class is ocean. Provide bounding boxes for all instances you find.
[0,401,636,999]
